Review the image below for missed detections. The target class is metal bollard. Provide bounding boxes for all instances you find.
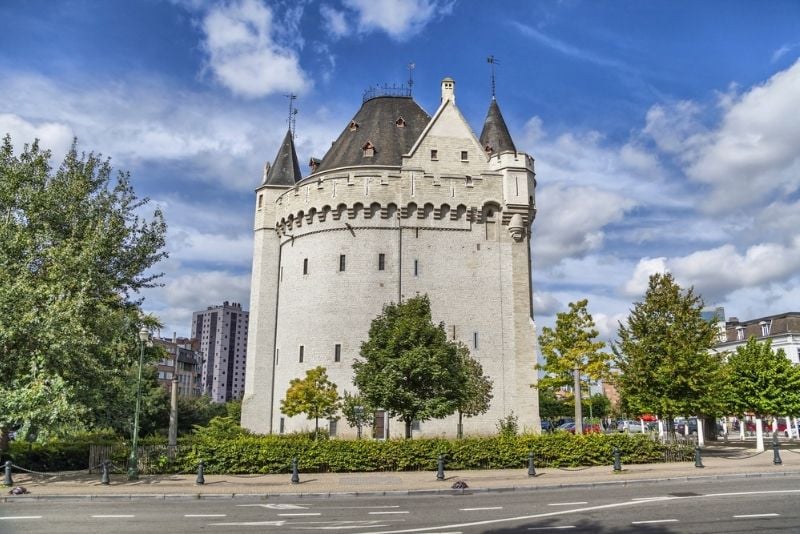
[773,436,783,465]
[101,460,110,485]
[612,447,622,472]
[196,460,205,485]
[3,461,12,486]
[436,454,445,480]
[291,457,300,484]
[527,451,536,477]
[694,446,704,468]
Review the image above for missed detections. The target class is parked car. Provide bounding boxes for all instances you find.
[557,421,602,434]
[541,420,554,432]
[617,420,644,433]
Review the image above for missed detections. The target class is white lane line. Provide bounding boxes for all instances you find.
[185,514,227,517]
[318,505,401,509]
[631,519,679,524]
[369,511,411,515]
[631,496,670,501]
[277,513,321,516]
[459,507,502,511]
[733,513,780,518]
[0,516,43,520]
[211,520,286,526]
[91,515,135,518]
[547,502,587,506]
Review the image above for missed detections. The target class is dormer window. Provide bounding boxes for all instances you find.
[760,321,771,336]
[736,327,745,341]
[395,116,406,128]
[362,141,375,158]
[349,121,359,131]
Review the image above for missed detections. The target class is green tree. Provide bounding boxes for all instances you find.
[341,391,374,439]
[0,136,167,450]
[538,389,571,424]
[613,273,725,432]
[174,396,228,435]
[455,344,493,438]
[725,337,800,423]
[537,299,608,433]
[353,295,463,439]
[281,366,341,437]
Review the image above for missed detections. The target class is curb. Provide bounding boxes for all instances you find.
[3,470,799,503]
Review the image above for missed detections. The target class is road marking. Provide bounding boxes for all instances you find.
[547,502,587,506]
[278,513,322,516]
[459,507,502,511]
[528,528,576,531]
[0,516,43,520]
[237,503,308,509]
[369,511,410,515]
[733,513,780,518]
[185,514,227,517]
[91,515,135,518]
[631,519,678,524]
[357,488,800,534]
[318,505,401,510]
[630,497,670,501]
[211,520,287,526]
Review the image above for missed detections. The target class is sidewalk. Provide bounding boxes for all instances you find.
[4,445,800,501]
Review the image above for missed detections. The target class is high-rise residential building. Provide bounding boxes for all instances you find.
[192,301,249,402]
[241,77,540,437]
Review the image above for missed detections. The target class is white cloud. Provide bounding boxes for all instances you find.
[533,184,634,268]
[342,0,453,41]
[320,4,349,39]
[622,257,667,297]
[772,43,799,63]
[0,113,74,159]
[200,0,310,98]
[644,59,800,213]
[532,291,562,316]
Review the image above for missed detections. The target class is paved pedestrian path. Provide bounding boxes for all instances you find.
[4,444,799,501]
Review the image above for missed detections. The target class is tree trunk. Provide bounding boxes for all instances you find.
[315,416,319,439]
[573,366,583,435]
[404,418,412,439]
[457,410,463,439]
[0,426,8,454]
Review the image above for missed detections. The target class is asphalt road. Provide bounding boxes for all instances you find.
[2,476,800,533]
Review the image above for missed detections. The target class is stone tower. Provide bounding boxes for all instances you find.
[241,78,540,437]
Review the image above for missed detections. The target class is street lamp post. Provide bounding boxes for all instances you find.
[128,326,150,481]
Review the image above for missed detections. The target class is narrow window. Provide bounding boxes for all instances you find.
[257,194,263,208]
[412,420,421,431]
[334,343,341,363]
[473,331,479,350]
[378,253,385,271]
[430,149,438,160]
[275,348,279,366]
[736,327,744,341]
[303,258,308,275]
[280,267,284,282]
[451,325,456,340]
[329,419,338,436]
[339,254,346,272]
[414,259,419,277]
[299,345,304,363]
[279,417,285,434]
[461,150,468,161]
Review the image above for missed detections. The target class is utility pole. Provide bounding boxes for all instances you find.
[574,364,583,435]
[168,332,179,452]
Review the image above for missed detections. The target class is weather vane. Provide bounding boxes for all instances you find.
[285,93,298,139]
[487,55,500,98]
[407,62,415,93]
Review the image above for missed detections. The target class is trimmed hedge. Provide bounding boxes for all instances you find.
[2,432,693,474]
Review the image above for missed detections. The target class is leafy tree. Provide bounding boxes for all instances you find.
[537,299,608,433]
[725,337,800,422]
[538,389,571,423]
[281,366,341,437]
[341,391,374,439]
[174,396,228,435]
[0,136,167,450]
[353,295,463,439]
[613,273,725,432]
[454,344,493,438]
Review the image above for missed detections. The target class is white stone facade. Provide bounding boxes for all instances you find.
[241,79,541,437]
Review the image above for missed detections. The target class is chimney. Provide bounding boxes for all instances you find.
[441,77,455,103]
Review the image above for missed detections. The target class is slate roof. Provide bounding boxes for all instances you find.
[479,98,516,155]
[316,96,430,172]
[264,129,302,186]
[721,312,800,343]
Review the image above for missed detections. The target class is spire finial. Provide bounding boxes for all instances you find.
[285,93,298,139]
[487,55,499,99]
[407,62,415,94]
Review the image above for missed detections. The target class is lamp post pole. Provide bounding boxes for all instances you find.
[128,326,150,481]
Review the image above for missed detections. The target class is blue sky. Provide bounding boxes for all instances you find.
[2,0,800,342]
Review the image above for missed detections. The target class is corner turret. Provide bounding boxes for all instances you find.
[263,129,302,186]
[479,99,516,156]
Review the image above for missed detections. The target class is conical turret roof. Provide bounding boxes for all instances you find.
[479,98,516,155]
[264,129,302,186]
